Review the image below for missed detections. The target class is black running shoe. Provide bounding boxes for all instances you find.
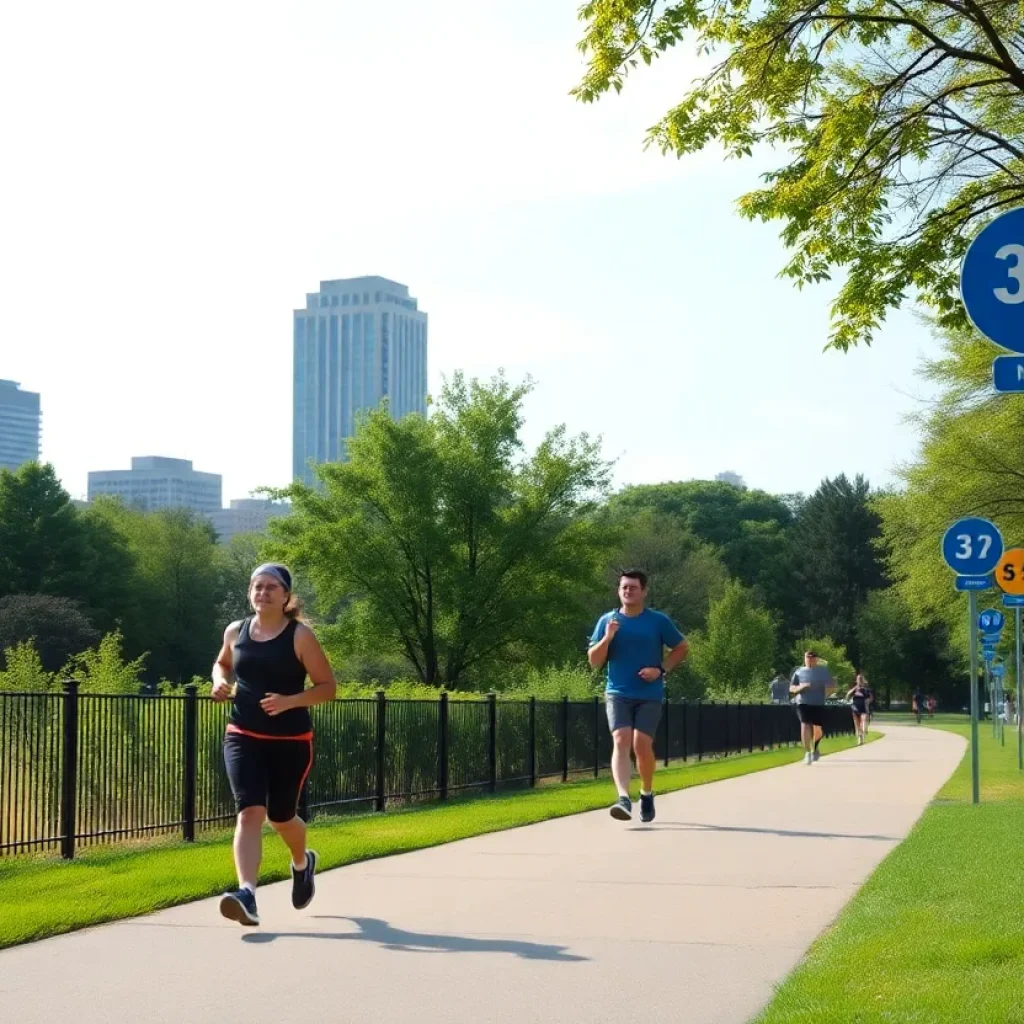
[219,887,259,926]
[610,795,632,821]
[291,849,318,910]
[640,792,656,823]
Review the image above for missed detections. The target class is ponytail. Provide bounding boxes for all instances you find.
[284,593,304,622]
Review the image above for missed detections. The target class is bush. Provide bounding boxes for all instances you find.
[62,631,148,694]
[0,594,100,673]
[0,641,57,692]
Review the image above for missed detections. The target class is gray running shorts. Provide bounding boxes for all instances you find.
[606,696,663,738]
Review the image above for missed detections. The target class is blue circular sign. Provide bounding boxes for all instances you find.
[980,609,1006,632]
[961,208,1024,352]
[942,518,1004,575]
[993,663,1006,678]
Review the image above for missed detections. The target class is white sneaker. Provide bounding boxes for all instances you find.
[804,752,813,765]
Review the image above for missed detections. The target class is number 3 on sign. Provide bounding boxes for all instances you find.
[942,517,1003,577]
[995,245,1024,305]
[996,548,1024,596]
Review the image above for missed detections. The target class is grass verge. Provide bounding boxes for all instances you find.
[755,716,1024,1024]
[1,731,869,950]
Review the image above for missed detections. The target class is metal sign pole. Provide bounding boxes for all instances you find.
[970,591,981,804]
[1017,607,1023,771]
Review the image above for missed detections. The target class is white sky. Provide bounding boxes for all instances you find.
[0,0,939,503]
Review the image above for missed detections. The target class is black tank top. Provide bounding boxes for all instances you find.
[228,617,312,736]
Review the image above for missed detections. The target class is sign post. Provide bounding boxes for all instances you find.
[995,548,1024,769]
[943,517,1004,804]
[1018,607,1023,770]
[979,609,1004,740]
[993,663,1007,744]
[960,207,1024,391]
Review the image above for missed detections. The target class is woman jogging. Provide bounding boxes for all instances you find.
[846,673,873,745]
[211,563,336,926]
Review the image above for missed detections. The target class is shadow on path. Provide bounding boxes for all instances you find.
[241,916,589,962]
[630,822,899,841]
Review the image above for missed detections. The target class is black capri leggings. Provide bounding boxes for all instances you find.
[223,731,313,823]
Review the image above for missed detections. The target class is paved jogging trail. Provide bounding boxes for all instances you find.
[0,724,963,1024]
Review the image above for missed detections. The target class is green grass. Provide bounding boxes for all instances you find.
[755,716,1024,1024]
[0,732,869,950]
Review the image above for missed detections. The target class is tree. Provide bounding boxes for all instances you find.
[87,499,223,683]
[574,0,1024,349]
[0,463,89,599]
[787,474,886,663]
[876,325,1024,659]
[855,589,959,707]
[0,594,100,673]
[600,510,729,634]
[607,480,796,617]
[270,373,613,687]
[789,634,856,689]
[215,532,266,626]
[689,581,777,698]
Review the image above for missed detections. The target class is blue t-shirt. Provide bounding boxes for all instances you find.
[590,609,685,701]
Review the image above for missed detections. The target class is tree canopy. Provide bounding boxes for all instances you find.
[574,0,1024,349]
[270,373,614,687]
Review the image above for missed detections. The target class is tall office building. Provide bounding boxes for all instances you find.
[88,456,222,512]
[293,276,428,485]
[0,379,41,473]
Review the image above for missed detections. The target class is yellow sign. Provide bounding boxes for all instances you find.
[995,548,1024,595]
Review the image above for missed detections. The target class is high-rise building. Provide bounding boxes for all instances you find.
[715,471,747,490]
[88,456,222,512]
[0,379,41,473]
[208,498,290,545]
[293,276,428,485]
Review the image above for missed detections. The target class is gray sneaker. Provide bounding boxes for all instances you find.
[812,749,821,762]
[610,795,632,821]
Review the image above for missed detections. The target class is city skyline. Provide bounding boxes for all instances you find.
[1,1,942,506]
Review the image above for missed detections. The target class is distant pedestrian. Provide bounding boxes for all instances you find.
[769,673,790,705]
[790,651,836,764]
[211,563,337,926]
[845,673,873,745]
[589,570,689,823]
[912,688,926,724]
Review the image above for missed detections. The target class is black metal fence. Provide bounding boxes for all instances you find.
[0,683,853,859]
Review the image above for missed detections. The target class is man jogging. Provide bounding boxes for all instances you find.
[790,650,835,764]
[588,570,688,823]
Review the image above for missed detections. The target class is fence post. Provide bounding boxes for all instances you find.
[438,692,449,801]
[60,679,80,860]
[748,702,754,754]
[375,690,386,812]
[696,699,703,761]
[528,696,536,788]
[663,698,670,767]
[182,684,198,842]
[488,692,497,794]
[561,696,569,783]
[681,700,688,762]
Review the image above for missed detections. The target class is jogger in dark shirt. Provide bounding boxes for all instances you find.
[211,563,336,925]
